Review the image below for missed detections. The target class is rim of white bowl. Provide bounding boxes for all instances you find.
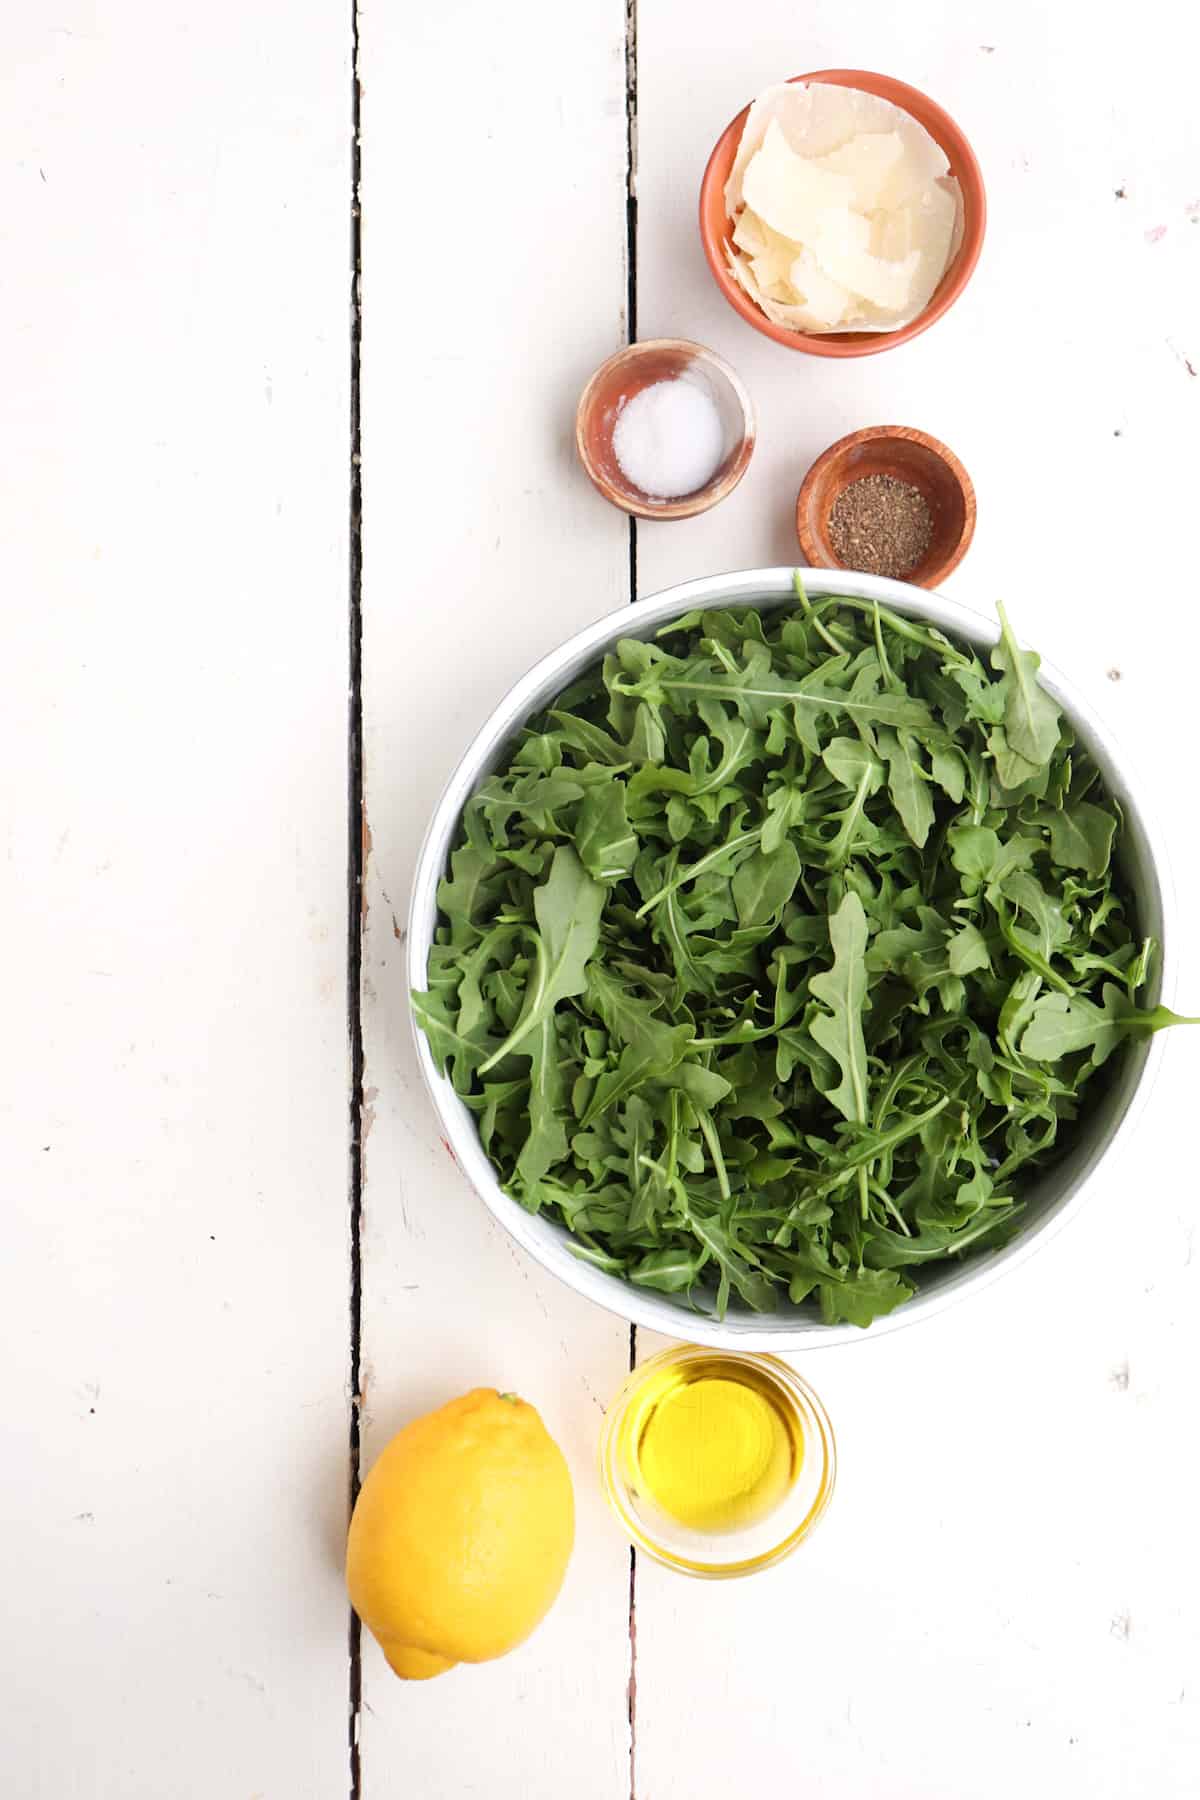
[406,568,1177,1351]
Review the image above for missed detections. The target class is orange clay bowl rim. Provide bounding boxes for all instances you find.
[796,425,977,588]
[699,69,987,357]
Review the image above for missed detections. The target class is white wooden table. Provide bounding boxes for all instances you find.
[4,2,1199,1794]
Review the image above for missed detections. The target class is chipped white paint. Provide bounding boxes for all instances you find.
[6,0,1200,1794]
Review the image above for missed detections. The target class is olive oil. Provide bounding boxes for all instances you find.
[617,1354,803,1534]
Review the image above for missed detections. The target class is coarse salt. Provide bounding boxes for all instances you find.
[611,375,725,500]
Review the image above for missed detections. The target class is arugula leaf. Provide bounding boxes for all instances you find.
[479,846,604,1071]
[689,1214,777,1312]
[575,778,637,882]
[515,1016,568,1189]
[997,971,1043,1057]
[411,981,499,1089]
[864,1205,1021,1269]
[435,839,505,944]
[820,738,885,867]
[988,725,1044,793]
[578,965,692,1125]
[805,1263,913,1327]
[991,601,1062,766]
[809,892,870,1124]
[1032,801,1117,878]
[732,841,802,928]
[1020,985,1199,1066]
[930,743,967,803]
[1001,870,1070,963]
[878,727,935,848]
[548,709,629,766]
[630,1246,706,1294]
[948,824,1039,890]
[633,829,760,920]
[947,921,991,978]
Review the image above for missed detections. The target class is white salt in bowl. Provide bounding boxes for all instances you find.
[575,338,756,520]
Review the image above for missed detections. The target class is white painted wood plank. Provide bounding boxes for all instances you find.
[633,3,1200,1794]
[0,3,353,1794]
[355,0,633,1792]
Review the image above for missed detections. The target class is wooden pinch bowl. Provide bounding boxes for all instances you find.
[575,339,755,520]
[796,425,976,590]
[699,69,986,357]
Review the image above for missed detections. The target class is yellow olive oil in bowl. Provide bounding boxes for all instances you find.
[600,1346,835,1577]
[623,1355,801,1531]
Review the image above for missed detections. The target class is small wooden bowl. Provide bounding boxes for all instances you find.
[575,339,755,520]
[699,69,987,358]
[796,425,976,589]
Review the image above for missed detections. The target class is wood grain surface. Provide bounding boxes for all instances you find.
[3,0,1199,1794]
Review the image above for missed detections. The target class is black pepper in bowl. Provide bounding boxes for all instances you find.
[828,474,933,580]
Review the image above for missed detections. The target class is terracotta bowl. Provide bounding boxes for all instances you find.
[796,425,976,589]
[699,69,987,357]
[575,339,755,520]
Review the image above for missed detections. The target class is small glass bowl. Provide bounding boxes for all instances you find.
[598,1345,836,1578]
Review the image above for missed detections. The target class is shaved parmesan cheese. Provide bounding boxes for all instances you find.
[742,121,855,244]
[727,246,869,334]
[728,213,799,303]
[787,251,854,328]
[762,288,856,334]
[813,131,906,211]
[811,211,921,312]
[722,80,964,335]
[905,179,959,311]
[725,81,951,212]
[731,209,770,257]
[749,255,793,301]
[868,205,915,262]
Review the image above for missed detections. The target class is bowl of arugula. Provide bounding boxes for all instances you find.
[409,569,1190,1345]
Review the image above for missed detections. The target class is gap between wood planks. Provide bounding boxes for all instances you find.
[624,0,639,617]
[347,0,364,1789]
[624,4,639,1799]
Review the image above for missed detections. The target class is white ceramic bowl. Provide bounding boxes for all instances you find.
[407,569,1175,1349]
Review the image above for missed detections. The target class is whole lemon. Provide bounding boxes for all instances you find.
[346,1387,574,1680]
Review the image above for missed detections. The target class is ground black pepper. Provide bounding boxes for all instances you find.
[828,474,933,579]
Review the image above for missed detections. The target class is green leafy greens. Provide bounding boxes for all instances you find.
[414,582,1197,1326]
